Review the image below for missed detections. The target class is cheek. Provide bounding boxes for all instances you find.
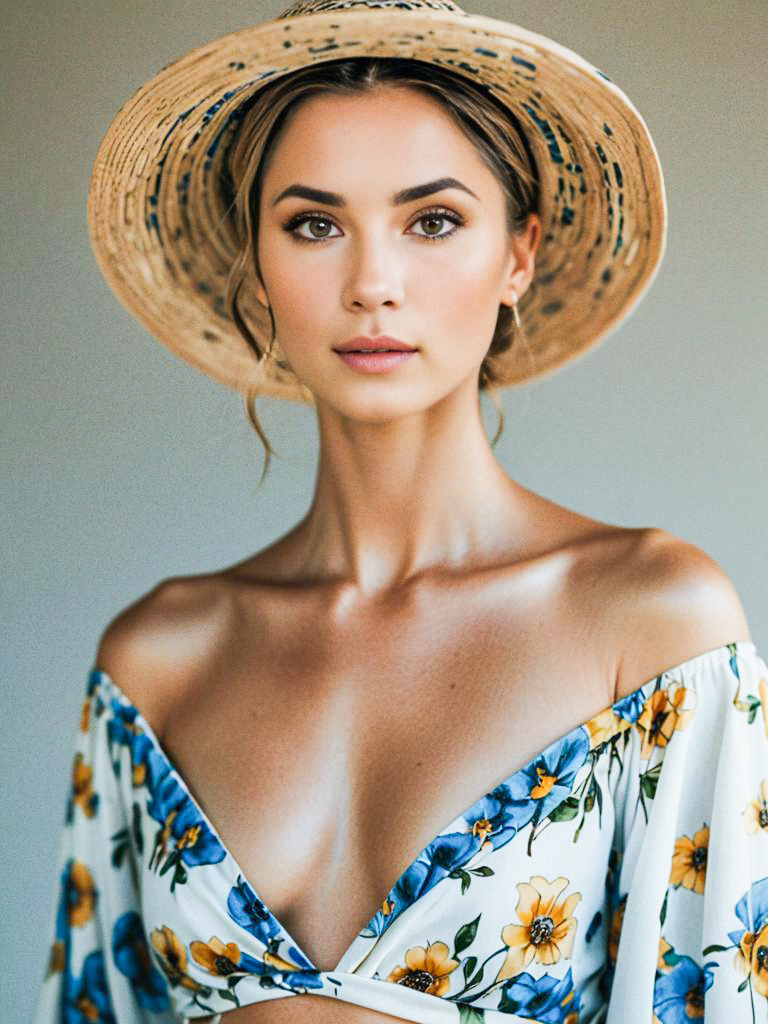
[427,246,507,329]
[260,250,330,331]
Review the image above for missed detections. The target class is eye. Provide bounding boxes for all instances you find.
[281,206,465,244]
[409,207,465,242]
[282,213,342,243]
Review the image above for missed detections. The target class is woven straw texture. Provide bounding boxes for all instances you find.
[87,0,667,402]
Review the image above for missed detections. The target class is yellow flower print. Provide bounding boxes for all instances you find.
[80,697,90,733]
[74,996,100,1021]
[743,778,768,835]
[733,921,768,998]
[669,824,709,893]
[530,766,557,799]
[586,708,628,750]
[262,949,309,972]
[150,925,207,991]
[46,939,66,977]
[68,860,96,927]
[190,936,243,976]
[496,875,581,981]
[608,893,627,965]
[387,940,460,996]
[759,678,768,738]
[72,752,97,818]
[562,994,580,1024]
[657,936,673,971]
[471,817,495,843]
[635,682,696,760]
[150,809,178,869]
[380,895,395,918]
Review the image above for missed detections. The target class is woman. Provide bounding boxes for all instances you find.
[36,2,768,1022]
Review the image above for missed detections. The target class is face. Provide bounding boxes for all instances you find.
[254,85,540,420]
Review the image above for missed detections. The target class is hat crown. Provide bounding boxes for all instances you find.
[278,0,467,18]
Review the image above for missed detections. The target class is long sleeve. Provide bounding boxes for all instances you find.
[606,641,768,1021]
[33,672,175,1022]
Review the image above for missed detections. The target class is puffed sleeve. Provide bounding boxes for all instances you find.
[605,641,768,1021]
[33,670,175,1022]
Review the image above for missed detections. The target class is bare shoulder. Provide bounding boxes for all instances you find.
[94,573,237,733]
[610,527,752,701]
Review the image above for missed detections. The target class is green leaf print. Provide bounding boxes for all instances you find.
[448,867,474,894]
[548,795,580,822]
[458,1005,485,1022]
[454,914,481,955]
[110,827,129,869]
[131,801,144,855]
[640,762,662,800]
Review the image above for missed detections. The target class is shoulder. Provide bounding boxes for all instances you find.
[610,527,752,700]
[94,572,237,733]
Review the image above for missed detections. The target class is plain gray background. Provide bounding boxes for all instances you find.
[3,0,767,1011]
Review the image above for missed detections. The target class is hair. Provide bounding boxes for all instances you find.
[224,57,540,485]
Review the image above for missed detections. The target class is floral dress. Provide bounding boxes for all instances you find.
[34,641,768,1023]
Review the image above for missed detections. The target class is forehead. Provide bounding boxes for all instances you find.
[262,85,490,185]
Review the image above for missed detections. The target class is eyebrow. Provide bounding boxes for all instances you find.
[270,177,479,208]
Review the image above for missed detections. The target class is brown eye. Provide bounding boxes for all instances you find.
[283,213,341,243]
[409,208,465,242]
[420,214,446,236]
[303,216,335,239]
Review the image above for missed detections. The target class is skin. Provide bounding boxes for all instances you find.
[221,83,546,1024]
[98,84,751,1024]
[250,85,542,598]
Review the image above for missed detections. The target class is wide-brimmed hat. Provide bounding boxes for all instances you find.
[87,0,667,402]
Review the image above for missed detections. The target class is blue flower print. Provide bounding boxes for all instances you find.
[729,875,768,945]
[146,773,226,864]
[275,945,324,991]
[112,911,170,1012]
[461,789,539,853]
[653,954,715,1023]
[106,700,168,793]
[504,731,590,824]
[613,687,647,724]
[370,832,480,934]
[145,772,226,890]
[496,966,581,1022]
[66,949,117,1023]
[227,874,283,945]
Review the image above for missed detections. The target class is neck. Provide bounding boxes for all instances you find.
[287,384,530,597]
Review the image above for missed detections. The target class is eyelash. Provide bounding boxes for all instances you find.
[281,206,466,245]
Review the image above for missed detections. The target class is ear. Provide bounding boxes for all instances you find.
[500,212,542,307]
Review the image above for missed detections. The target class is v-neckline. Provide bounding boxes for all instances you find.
[91,640,750,975]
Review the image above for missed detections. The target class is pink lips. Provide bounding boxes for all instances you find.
[333,335,418,374]
[333,335,416,353]
[335,350,416,373]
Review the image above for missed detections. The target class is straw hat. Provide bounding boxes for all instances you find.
[87,0,667,402]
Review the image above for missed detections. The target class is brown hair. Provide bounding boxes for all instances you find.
[225,57,540,484]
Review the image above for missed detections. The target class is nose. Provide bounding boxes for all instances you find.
[342,234,405,312]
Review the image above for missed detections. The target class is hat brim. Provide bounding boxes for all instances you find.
[87,7,667,400]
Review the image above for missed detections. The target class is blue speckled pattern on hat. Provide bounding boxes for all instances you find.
[86,0,667,400]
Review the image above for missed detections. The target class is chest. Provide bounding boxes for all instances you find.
[159,576,619,973]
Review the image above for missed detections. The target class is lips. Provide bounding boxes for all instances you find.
[334,335,416,353]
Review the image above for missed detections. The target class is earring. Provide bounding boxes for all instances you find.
[510,289,522,331]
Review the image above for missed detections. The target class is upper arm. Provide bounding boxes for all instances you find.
[613,528,753,700]
[94,574,228,732]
